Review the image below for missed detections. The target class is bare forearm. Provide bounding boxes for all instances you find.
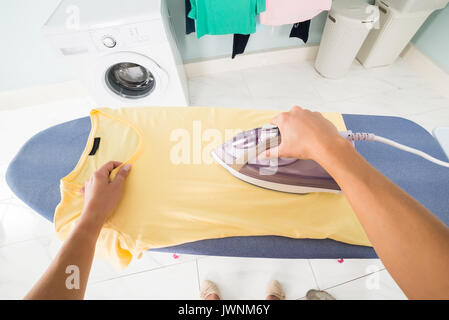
[270,107,449,298]
[24,161,131,300]
[24,217,101,300]
[320,138,449,299]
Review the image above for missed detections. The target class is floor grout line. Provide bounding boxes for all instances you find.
[90,258,198,284]
[195,259,201,294]
[321,267,386,292]
[0,235,56,249]
[306,259,320,291]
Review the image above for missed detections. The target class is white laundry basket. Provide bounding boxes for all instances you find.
[357,0,449,68]
[315,0,380,79]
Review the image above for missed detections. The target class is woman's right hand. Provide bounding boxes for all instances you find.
[262,106,347,163]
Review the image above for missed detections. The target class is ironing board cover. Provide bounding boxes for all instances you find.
[37,107,372,268]
[6,110,449,265]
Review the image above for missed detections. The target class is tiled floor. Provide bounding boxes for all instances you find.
[1,58,448,300]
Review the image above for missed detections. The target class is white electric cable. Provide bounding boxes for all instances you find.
[373,135,449,168]
[344,131,449,168]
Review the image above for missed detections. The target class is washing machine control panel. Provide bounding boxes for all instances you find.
[90,21,167,52]
[102,36,117,48]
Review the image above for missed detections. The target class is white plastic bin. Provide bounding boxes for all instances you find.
[357,0,449,68]
[315,0,379,79]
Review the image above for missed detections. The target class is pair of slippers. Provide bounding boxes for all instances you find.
[200,280,335,300]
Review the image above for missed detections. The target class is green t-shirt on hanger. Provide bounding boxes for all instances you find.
[188,0,266,38]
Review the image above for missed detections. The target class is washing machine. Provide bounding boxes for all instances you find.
[42,0,189,107]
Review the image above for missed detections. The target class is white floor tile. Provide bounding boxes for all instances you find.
[311,68,398,104]
[247,97,300,111]
[241,63,324,108]
[0,238,55,299]
[407,107,449,133]
[309,259,384,290]
[197,256,317,300]
[0,200,54,247]
[314,85,449,118]
[0,98,93,165]
[0,164,14,203]
[88,251,200,283]
[85,261,199,300]
[326,269,407,300]
[189,72,254,109]
[353,59,430,91]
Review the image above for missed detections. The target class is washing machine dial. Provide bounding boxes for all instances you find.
[102,36,117,48]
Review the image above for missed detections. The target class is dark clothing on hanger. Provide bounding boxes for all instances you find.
[185,0,196,34]
[289,20,311,43]
[232,19,311,59]
[232,34,251,59]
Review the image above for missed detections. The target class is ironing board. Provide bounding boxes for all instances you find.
[6,114,449,259]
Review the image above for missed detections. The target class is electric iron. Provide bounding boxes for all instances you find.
[211,125,344,194]
[211,125,449,194]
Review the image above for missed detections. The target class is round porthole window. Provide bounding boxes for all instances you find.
[105,62,156,99]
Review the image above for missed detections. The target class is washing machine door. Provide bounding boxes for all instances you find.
[96,52,168,103]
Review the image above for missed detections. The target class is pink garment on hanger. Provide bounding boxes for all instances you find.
[260,0,332,26]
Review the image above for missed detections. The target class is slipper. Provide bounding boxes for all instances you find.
[266,280,286,300]
[306,289,336,300]
[200,280,220,300]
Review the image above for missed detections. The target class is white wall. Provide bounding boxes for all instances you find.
[411,4,449,72]
[0,0,73,91]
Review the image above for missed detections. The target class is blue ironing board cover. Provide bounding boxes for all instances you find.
[6,114,449,259]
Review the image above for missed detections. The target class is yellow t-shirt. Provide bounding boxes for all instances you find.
[55,107,370,269]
